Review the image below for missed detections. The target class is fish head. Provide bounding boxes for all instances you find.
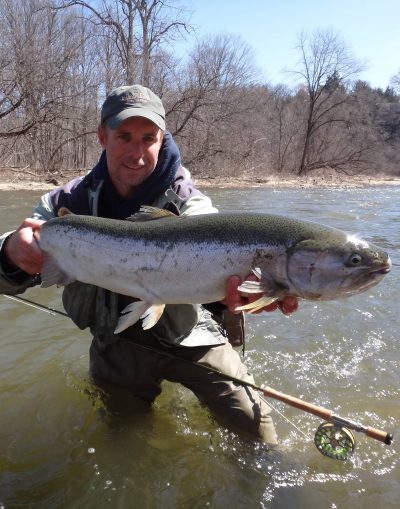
[286,232,391,300]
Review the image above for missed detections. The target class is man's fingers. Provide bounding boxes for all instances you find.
[4,219,45,274]
[222,275,243,313]
[278,296,299,315]
[21,218,45,230]
[222,274,299,316]
[262,300,279,312]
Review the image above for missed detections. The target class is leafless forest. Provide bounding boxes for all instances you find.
[1,0,400,182]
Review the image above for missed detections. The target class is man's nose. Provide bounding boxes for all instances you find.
[127,141,144,159]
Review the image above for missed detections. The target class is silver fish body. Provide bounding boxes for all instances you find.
[38,209,391,332]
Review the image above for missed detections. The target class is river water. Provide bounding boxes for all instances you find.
[0,186,399,509]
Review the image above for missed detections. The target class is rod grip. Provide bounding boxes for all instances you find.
[263,387,332,421]
[366,427,393,445]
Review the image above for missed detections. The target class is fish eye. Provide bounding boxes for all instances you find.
[347,253,363,266]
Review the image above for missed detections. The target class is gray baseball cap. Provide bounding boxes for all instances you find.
[101,85,166,130]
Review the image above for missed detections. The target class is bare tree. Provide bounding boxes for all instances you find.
[55,0,191,86]
[262,85,304,175]
[289,29,364,175]
[135,0,192,86]
[0,0,99,173]
[390,69,400,92]
[165,34,261,175]
[1,3,399,182]
[54,0,137,84]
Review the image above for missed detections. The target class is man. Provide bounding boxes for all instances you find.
[0,85,298,443]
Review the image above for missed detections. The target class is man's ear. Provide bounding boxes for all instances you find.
[97,124,107,148]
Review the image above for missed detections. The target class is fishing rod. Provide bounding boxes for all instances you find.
[131,340,392,460]
[2,293,393,460]
[3,294,69,317]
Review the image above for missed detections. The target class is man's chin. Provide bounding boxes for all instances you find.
[120,173,153,194]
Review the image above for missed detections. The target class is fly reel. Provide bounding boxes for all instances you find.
[314,421,356,460]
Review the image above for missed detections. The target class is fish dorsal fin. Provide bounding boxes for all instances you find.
[126,206,177,222]
[58,207,74,217]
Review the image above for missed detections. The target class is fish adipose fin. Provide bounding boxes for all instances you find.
[41,255,75,288]
[115,301,166,334]
[126,206,176,223]
[235,296,278,313]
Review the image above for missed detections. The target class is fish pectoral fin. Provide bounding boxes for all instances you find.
[126,206,177,222]
[235,296,278,313]
[238,268,272,294]
[238,280,265,294]
[114,301,166,334]
[40,255,75,288]
[140,304,166,330]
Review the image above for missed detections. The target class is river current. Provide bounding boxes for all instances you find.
[0,186,399,508]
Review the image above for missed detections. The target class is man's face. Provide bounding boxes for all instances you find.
[98,116,163,198]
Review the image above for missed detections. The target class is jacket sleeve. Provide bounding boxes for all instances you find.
[180,194,218,216]
[31,191,58,221]
[0,191,56,295]
[175,167,218,216]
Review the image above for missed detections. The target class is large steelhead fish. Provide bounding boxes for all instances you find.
[37,207,391,333]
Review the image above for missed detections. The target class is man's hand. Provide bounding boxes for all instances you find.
[3,218,45,274]
[222,274,299,315]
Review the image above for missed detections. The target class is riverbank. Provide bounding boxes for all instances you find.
[1,171,400,191]
[195,174,400,189]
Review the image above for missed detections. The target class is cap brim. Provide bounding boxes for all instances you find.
[106,107,165,131]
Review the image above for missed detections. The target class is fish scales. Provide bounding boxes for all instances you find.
[38,209,391,332]
[40,214,269,302]
[43,212,345,247]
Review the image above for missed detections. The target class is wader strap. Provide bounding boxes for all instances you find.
[88,179,104,216]
[154,188,186,216]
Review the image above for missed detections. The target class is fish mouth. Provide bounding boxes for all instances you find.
[337,260,391,298]
[345,264,390,295]
[371,266,391,275]
[369,259,392,276]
